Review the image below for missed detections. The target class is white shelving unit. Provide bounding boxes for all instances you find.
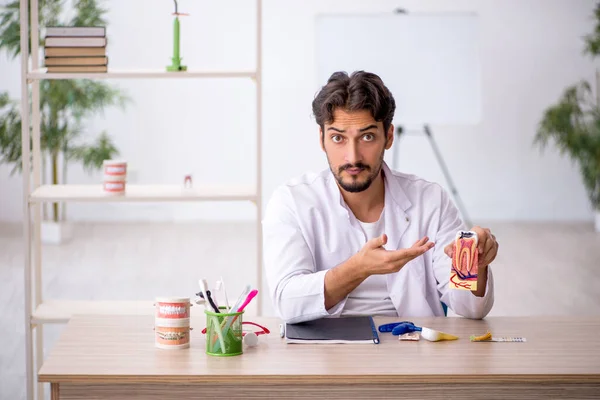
[18,1,263,400]
[28,68,256,80]
[30,184,258,202]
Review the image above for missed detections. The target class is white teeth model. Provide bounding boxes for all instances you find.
[159,305,186,316]
[105,166,125,174]
[157,331,188,341]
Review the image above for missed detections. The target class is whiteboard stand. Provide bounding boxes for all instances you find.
[393,124,473,228]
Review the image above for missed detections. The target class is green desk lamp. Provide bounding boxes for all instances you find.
[167,0,188,71]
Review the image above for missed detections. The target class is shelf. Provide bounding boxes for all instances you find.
[31,300,206,324]
[27,68,256,80]
[29,184,257,203]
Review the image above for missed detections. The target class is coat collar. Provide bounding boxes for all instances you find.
[381,162,412,212]
[327,161,413,249]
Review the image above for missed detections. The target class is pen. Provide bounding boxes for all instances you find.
[217,284,251,331]
[212,288,258,353]
[199,279,226,354]
[210,284,251,352]
[230,285,252,314]
[205,290,220,313]
[236,289,258,314]
[216,276,230,312]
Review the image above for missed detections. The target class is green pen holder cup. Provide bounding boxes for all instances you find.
[205,308,244,357]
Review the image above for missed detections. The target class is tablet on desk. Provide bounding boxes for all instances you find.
[285,316,380,344]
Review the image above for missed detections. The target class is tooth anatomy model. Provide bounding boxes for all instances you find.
[450,231,478,291]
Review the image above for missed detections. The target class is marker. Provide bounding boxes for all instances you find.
[213,288,258,353]
[199,279,226,354]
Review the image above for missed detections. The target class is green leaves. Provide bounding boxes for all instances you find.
[40,79,129,130]
[0,0,64,57]
[535,81,600,209]
[536,2,600,210]
[0,1,23,58]
[585,3,600,57]
[0,90,24,174]
[69,0,107,27]
[0,1,127,222]
[68,131,118,173]
[0,77,128,176]
[0,0,127,177]
[36,78,128,163]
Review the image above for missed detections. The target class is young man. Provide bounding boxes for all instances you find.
[263,71,497,324]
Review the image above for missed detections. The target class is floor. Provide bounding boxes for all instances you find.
[1,221,599,399]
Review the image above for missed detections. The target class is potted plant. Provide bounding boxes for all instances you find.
[0,0,128,243]
[535,3,600,232]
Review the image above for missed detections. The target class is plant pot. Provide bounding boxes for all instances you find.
[41,221,73,245]
[596,211,600,233]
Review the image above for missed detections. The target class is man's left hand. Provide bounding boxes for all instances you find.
[444,226,499,268]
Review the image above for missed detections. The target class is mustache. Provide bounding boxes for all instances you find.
[339,163,370,174]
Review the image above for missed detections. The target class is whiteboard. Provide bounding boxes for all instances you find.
[315,13,481,126]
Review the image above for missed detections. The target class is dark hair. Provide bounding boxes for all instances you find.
[312,71,396,136]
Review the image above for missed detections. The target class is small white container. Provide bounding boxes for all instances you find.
[154,297,192,350]
[155,297,191,320]
[103,174,127,182]
[155,318,190,350]
[102,160,127,194]
[102,180,126,194]
[103,160,127,177]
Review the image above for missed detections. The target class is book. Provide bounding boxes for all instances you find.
[46,65,108,73]
[44,57,108,66]
[46,26,106,37]
[45,47,106,57]
[45,37,107,48]
[285,316,380,344]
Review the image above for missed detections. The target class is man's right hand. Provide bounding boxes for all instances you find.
[323,234,434,310]
[355,234,435,276]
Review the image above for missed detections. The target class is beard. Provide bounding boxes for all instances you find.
[328,150,385,193]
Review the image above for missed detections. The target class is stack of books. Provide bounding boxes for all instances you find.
[44,26,108,73]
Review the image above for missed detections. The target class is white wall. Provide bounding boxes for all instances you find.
[261,0,596,223]
[0,0,597,223]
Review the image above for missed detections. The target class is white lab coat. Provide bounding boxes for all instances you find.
[262,162,494,324]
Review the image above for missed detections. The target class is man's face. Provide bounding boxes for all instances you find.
[321,109,394,193]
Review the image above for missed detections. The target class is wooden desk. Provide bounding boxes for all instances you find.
[39,315,600,399]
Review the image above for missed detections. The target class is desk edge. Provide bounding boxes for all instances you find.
[37,374,600,385]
